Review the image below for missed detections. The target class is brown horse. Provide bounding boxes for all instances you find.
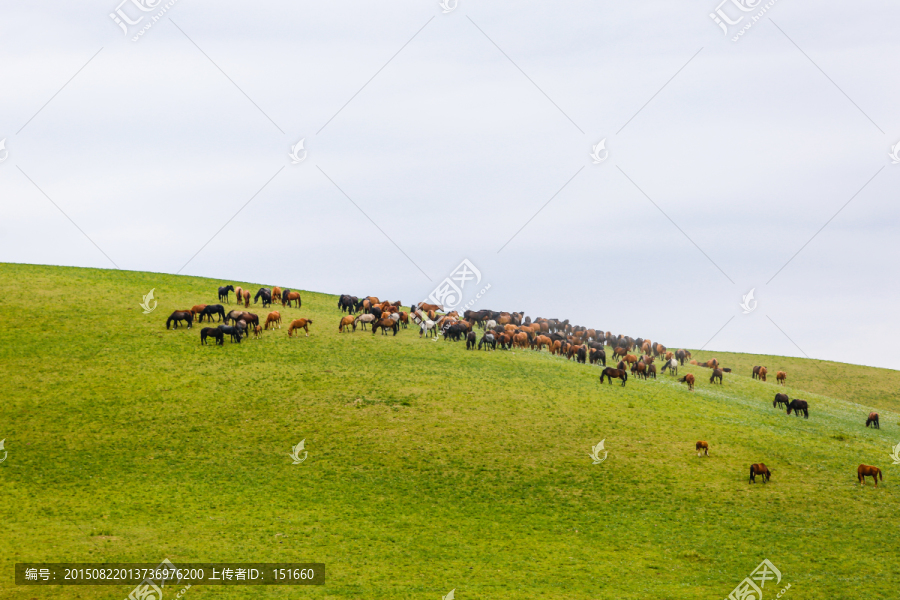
[613,346,628,360]
[272,287,283,303]
[417,302,442,313]
[265,311,282,330]
[857,464,882,486]
[239,290,250,307]
[752,365,768,381]
[696,441,709,457]
[705,359,718,369]
[776,371,786,385]
[749,463,771,483]
[372,317,398,336]
[709,368,723,384]
[288,318,312,337]
[600,367,628,386]
[253,324,262,339]
[631,361,647,379]
[282,291,302,308]
[678,374,695,391]
[624,354,638,366]
[773,393,790,409]
[339,315,356,333]
[399,311,409,329]
[866,412,880,428]
[190,304,207,320]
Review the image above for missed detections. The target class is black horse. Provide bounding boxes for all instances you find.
[773,393,790,409]
[199,304,225,323]
[338,294,357,313]
[600,368,628,386]
[786,399,809,418]
[254,288,272,308]
[200,327,224,345]
[590,348,607,366]
[218,285,234,303]
[166,311,193,329]
[466,331,477,349]
[218,324,242,343]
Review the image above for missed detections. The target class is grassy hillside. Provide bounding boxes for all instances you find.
[1,263,898,600]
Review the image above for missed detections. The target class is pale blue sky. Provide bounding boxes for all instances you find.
[1,0,898,369]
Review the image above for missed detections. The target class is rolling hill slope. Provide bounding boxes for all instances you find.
[1,263,898,600]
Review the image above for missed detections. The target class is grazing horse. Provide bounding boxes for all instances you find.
[773,393,790,409]
[752,365,768,381]
[200,327,224,345]
[254,288,272,307]
[218,285,234,303]
[399,311,409,329]
[786,399,809,418]
[338,315,356,332]
[866,412,880,428]
[614,346,628,361]
[166,311,193,329]
[600,368,628,386]
[253,324,262,339]
[749,463,771,483]
[217,324,242,343]
[661,358,678,376]
[631,361,647,379]
[282,291,302,308]
[372,317,399,336]
[288,318,313,337]
[478,333,496,350]
[675,349,687,365]
[355,313,376,331]
[678,374,695,391]
[857,464,883,486]
[776,371,786,385]
[200,304,225,323]
[265,311,282,330]
[709,368,723,384]
[338,294,355,313]
[696,441,709,457]
[239,290,250,307]
[226,310,246,324]
[647,363,657,379]
[589,348,606,366]
[705,359,719,369]
[241,313,260,329]
[272,287,283,303]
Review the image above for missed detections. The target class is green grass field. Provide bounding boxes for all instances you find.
[2,263,899,600]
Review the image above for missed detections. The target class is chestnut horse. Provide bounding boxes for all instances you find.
[866,412,880,428]
[678,374,695,391]
[857,464,882,486]
[776,371,786,385]
[239,290,250,307]
[752,365,768,381]
[696,441,709,457]
[749,463,771,483]
[272,286,283,303]
[599,367,628,386]
[282,291,302,308]
[339,315,356,333]
[265,311,282,330]
[288,318,313,337]
[190,305,207,320]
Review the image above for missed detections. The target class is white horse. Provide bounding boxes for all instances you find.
[354,314,376,330]
[412,310,438,338]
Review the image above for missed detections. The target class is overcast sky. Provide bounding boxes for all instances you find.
[2,1,899,370]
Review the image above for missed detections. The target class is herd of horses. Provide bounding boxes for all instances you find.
[163,286,889,487]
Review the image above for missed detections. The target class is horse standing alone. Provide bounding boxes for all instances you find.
[749,463,771,483]
[857,464,883,486]
[696,441,709,457]
[866,412,879,428]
